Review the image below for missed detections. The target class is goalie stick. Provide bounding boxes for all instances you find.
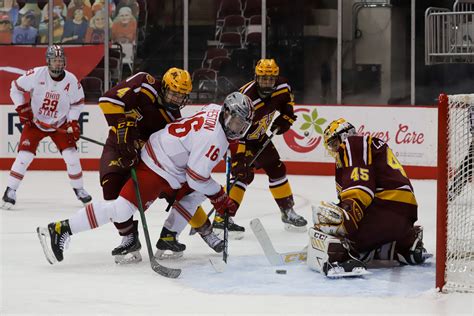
[250,218,307,266]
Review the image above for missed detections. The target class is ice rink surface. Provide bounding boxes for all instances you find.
[1,171,473,315]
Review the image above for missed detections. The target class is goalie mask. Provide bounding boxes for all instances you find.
[46,45,66,78]
[161,67,192,111]
[255,59,279,98]
[323,118,356,157]
[220,92,254,140]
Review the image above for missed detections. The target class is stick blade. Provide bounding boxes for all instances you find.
[150,259,181,278]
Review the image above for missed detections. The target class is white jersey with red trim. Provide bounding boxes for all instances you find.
[10,66,85,131]
[141,103,228,196]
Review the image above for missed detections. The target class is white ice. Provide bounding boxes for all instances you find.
[1,171,473,315]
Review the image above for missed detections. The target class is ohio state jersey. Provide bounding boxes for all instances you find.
[10,66,84,132]
[239,77,294,142]
[141,103,227,196]
[99,72,180,142]
[335,135,417,227]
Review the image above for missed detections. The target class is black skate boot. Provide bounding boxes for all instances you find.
[323,259,369,278]
[1,187,16,210]
[155,227,186,259]
[396,226,431,265]
[196,219,225,253]
[213,214,245,240]
[112,220,142,264]
[281,208,308,232]
[36,220,72,264]
[73,188,92,204]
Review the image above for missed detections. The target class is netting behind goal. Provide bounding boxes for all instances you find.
[436,94,474,293]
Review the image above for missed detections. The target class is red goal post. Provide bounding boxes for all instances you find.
[436,93,474,293]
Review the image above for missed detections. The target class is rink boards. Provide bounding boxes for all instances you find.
[0,104,437,179]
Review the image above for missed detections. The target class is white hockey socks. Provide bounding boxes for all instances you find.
[164,192,205,234]
[68,197,137,234]
[62,148,84,189]
[7,150,34,190]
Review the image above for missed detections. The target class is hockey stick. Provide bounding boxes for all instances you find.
[189,129,279,236]
[250,218,307,266]
[130,168,182,278]
[223,151,232,263]
[33,119,106,146]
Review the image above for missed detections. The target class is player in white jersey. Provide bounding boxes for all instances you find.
[36,92,254,265]
[1,45,91,210]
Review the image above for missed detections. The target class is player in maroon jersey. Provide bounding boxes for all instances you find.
[308,118,429,276]
[209,58,307,237]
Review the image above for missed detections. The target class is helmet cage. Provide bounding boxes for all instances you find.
[222,92,254,140]
[46,45,66,77]
[323,119,356,157]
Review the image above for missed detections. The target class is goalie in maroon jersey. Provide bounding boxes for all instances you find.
[193,58,308,237]
[307,118,430,277]
[98,68,222,263]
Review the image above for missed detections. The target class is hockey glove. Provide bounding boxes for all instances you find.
[16,102,33,126]
[231,152,254,183]
[66,120,80,142]
[207,187,238,217]
[270,113,297,135]
[116,117,139,168]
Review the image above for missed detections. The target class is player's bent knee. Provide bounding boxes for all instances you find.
[108,197,138,223]
[62,147,80,165]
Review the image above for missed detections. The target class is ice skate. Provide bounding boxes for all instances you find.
[1,187,16,210]
[112,221,142,264]
[281,208,307,232]
[155,227,186,259]
[196,219,225,253]
[212,214,245,240]
[36,220,71,264]
[396,226,432,265]
[323,259,370,278]
[73,188,92,205]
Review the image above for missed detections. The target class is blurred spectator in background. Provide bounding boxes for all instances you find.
[85,9,110,43]
[62,8,88,43]
[0,12,12,43]
[38,12,64,43]
[0,0,19,26]
[18,3,41,28]
[116,0,139,19]
[12,10,37,44]
[111,6,136,44]
[92,0,115,18]
[67,0,92,21]
[41,0,67,22]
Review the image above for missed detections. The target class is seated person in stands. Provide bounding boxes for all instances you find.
[91,0,116,17]
[66,0,92,21]
[116,0,139,19]
[12,10,37,44]
[62,8,88,43]
[0,13,12,44]
[38,12,64,44]
[111,6,136,44]
[2,0,20,26]
[85,9,110,43]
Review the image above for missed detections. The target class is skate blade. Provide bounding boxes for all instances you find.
[114,251,142,264]
[1,201,14,210]
[36,227,57,265]
[154,249,184,260]
[326,267,371,278]
[214,228,245,240]
[283,223,307,233]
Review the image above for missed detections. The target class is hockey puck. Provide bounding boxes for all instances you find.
[275,269,287,274]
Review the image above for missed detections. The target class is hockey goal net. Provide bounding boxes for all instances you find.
[437,94,474,293]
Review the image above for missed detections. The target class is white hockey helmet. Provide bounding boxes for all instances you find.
[46,45,66,77]
[221,92,254,140]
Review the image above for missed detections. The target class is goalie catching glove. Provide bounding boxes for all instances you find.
[207,187,238,217]
[270,113,296,135]
[312,201,350,237]
[116,117,139,168]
